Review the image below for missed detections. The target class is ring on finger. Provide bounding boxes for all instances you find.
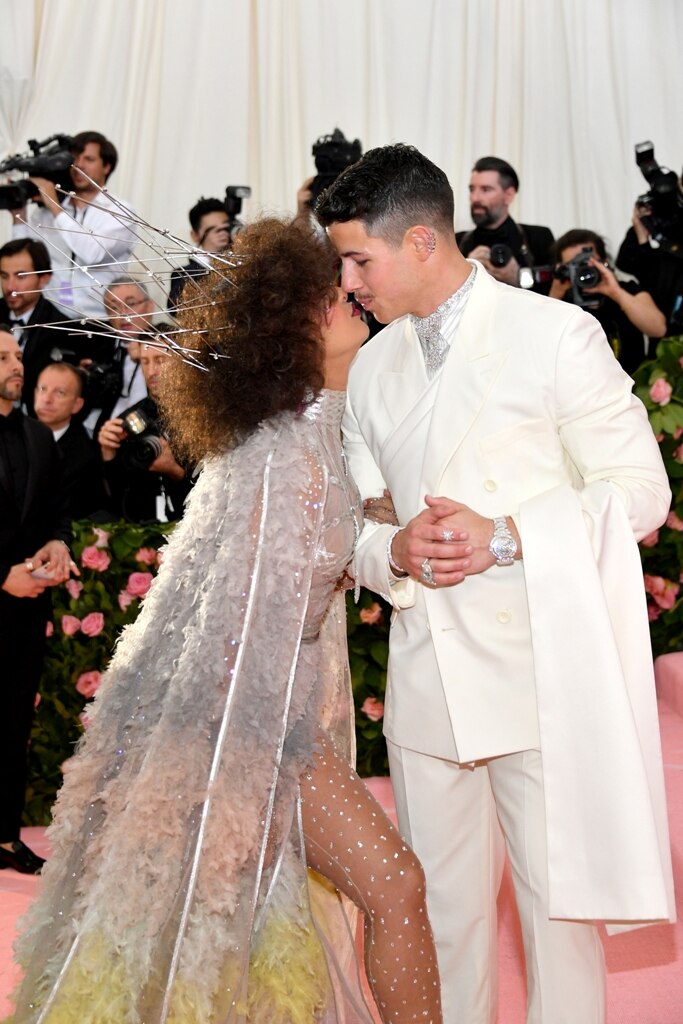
[25,560,34,572]
[441,529,455,542]
[420,557,435,586]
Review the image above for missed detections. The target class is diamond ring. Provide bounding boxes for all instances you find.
[442,529,455,542]
[420,558,435,585]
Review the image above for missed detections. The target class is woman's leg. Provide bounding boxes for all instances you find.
[300,741,443,1024]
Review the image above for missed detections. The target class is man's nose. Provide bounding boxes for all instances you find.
[341,264,361,292]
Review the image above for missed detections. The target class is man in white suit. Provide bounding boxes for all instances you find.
[317,145,675,1024]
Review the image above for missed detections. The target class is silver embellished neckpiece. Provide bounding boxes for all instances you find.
[411,267,475,379]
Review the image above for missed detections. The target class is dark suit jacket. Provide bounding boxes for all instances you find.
[456,219,555,268]
[0,296,104,414]
[57,421,109,520]
[0,415,72,609]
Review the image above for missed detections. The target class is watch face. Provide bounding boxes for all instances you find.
[491,535,517,562]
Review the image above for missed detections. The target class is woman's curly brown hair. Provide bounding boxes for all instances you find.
[158,217,337,464]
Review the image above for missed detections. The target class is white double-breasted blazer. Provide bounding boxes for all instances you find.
[344,263,675,923]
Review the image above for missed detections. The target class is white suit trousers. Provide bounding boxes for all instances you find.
[387,742,606,1024]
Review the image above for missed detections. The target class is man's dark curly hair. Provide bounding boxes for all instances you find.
[158,217,337,464]
[315,143,454,245]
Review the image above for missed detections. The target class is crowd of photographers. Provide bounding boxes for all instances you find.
[1,128,682,534]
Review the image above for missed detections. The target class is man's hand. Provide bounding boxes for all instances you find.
[31,539,80,584]
[27,177,62,216]
[1,563,52,598]
[631,203,652,245]
[389,499,473,587]
[148,437,185,480]
[98,418,125,461]
[391,496,521,587]
[468,245,521,286]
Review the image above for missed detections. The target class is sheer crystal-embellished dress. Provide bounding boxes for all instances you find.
[10,389,378,1024]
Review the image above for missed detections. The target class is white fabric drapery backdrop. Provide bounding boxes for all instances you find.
[1,0,682,289]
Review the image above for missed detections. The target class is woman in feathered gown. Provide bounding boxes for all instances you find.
[9,218,443,1024]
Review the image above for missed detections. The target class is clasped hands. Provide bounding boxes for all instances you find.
[366,494,518,588]
[2,539,80,599]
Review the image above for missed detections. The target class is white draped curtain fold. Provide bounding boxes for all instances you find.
[0,0,681,263]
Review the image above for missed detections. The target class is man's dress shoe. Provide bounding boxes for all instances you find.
[0,839,45,874]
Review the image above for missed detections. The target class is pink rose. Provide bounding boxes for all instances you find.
[45,620,54,637]
[644,574,679,610]
[118,589,135,611]
[126,571,153,598]
[81,612,105,637]
[93,528,110,549]
[61,614,81,636]
[666,510,683,531]
[639,529,659,548]
[34,692,41,709]
[135,547,158,566]
[674,445,683,464]
[359,602,383,625]
[674,428,683,440]
[81,545,111,572]
[66,579,83,600]
[76,671,102,698]
[649,378,672,405]
[361,696,385,722]
[648,603,661,622]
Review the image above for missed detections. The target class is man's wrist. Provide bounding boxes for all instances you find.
[387,527,408,578]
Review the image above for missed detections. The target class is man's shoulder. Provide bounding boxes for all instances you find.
[22,414,55,448]
[29,295,69,325]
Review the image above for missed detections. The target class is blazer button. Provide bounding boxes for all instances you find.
[496,609,512,624]
[484,479,497,492]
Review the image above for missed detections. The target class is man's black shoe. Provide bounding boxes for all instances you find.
[0,840,45,875]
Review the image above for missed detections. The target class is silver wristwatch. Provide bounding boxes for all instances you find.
[488,516,517,566]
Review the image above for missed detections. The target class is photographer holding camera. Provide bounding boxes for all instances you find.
[617,143,683,337]
[549,229,666,374]
[97,342,191,523]
[6,131,137,319]
[167,189,250,311]
[456,156,555,292]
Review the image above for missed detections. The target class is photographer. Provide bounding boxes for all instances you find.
[456,156,555,292]
[8,131,136,319]
[550,229,665,374]
[97,342,191,523]
[167,197,230,311]
[617,195,683,337]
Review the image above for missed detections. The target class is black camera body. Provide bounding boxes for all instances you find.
[120,406,164,471]
[309,128,362,208]
[0,134,74,211]
[554,247,602,308]
[634,140,683,253]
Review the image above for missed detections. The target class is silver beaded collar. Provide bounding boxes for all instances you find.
[410,266,476,379]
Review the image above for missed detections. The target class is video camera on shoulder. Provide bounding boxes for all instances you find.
[309,128,362,209]
[554,247,602,309]
[0,134,74,210]
[634,140,683,255]
[120,406,164,471]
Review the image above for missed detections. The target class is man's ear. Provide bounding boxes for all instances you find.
[408,226,437,261]
[190,229,200,246]
[73,395,85,416]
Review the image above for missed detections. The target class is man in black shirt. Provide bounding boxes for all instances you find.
[456,156,555,291]
[0,327,77,873]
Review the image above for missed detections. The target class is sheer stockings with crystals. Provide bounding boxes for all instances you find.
[300,741,443,1024]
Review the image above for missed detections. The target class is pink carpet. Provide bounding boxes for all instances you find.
[2,691,681,1022]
